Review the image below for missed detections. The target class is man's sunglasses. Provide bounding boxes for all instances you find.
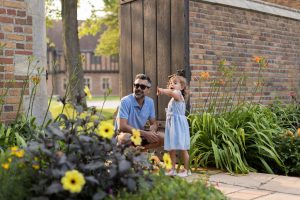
[133,83,150,90]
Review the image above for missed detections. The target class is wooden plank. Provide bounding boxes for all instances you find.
[157,0,171,120]
[183,0,190,112]
[144,0,157,116]
[120,3,133,97]
[120,0,138,5]
[131,0,144,76]
[171,0,185,74]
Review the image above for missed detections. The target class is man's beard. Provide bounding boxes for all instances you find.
[134,89,144,99]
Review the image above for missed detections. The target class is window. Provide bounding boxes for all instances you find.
[91,53,102,65]
[110,55,119,63]
[84,78,91,89]
[102,78,110,90]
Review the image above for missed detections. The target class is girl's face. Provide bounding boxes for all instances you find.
[168,77,182,90]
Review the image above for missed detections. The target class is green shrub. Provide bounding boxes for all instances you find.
[270,101,300,131]
[272,133,300,176]
[189,103,283,174]
[20,105,153,199]
[116,175,227,200]
[0,149,37,200]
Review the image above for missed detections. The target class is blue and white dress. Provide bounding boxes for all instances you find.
[164,90,190,151]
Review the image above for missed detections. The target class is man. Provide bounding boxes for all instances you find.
[116,74,164,149]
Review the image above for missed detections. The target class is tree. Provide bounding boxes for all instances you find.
[79,0,119,56]
[61,0,86,106]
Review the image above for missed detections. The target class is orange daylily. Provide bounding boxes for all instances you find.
[200,72,210,80]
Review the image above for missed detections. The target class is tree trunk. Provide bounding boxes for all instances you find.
[61,0,86,107]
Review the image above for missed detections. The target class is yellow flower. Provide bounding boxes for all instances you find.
[163,153,172,170]
[79,111,88,119]
[1,163,10,170]
[10,146,19,152]
[150,155,161,165]
[96,122,115,139]
[130,129,142,146]
[84,86,92,99]
[31,75,41,85]
[14,149,25,158]
[286,130,294,137]
[61,170,86,193]
[297,128,300,137]
[8,158,12,163]
[76,125,84,132]
[90,115,100,122]
[200,72,210,80]
[32,164,40,170]
[10,146,25,158]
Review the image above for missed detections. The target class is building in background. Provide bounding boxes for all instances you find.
[46,21,119,97]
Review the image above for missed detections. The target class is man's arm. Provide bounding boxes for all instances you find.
[149,118,158,132]
[119,118,159,143]
[118,118,135,133]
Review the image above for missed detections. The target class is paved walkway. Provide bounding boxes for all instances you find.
[186,170,300,200]
[87,100,119,109]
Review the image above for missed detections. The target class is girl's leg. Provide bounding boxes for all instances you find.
[170,150,177,170]
[181,150,189,171]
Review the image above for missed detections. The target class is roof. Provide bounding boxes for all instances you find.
[47,20,100,52]
[261,0,300,10]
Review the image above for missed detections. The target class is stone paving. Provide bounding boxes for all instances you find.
[185,169,300,200]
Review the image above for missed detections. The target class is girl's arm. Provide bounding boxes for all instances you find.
[157,87,181,101]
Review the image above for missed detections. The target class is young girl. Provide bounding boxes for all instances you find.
[157,74,191,177]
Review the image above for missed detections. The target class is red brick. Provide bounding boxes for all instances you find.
[8,88,21,96]
[6,33,24,41]
[3,1,26,9]
[14,26,23,32]
[4,73,14,79]
[0,8,6,14]
[2,24,13,32]
[7,9,16,16]
[5,50,14,56]
[24,27,32,34]
[0,33,4,39]
[0,66,4,72]
[16,43,24,49]
[15,50,32,55]
[0,16,13,23]
[15,75,28,80]
[5,66,14,72]
[4,105,14,112]
[17,10,26,17]
[15,18,26,25]
[25,43,32,50]
[26,36,32,41]
[27,16,32,25]
[0,58,13,64]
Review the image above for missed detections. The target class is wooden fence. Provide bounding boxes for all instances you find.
[120,0,189,120]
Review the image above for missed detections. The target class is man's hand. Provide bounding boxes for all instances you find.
[141,131,159,143]
[149,124,157,132]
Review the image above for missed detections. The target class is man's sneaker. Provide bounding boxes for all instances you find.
[165,169,177,176]
[177,169,192,177]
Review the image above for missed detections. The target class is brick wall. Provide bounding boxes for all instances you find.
[189,1,300,111]
[0,0,33,122]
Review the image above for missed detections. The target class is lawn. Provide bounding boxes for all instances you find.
[48,100,117,124]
